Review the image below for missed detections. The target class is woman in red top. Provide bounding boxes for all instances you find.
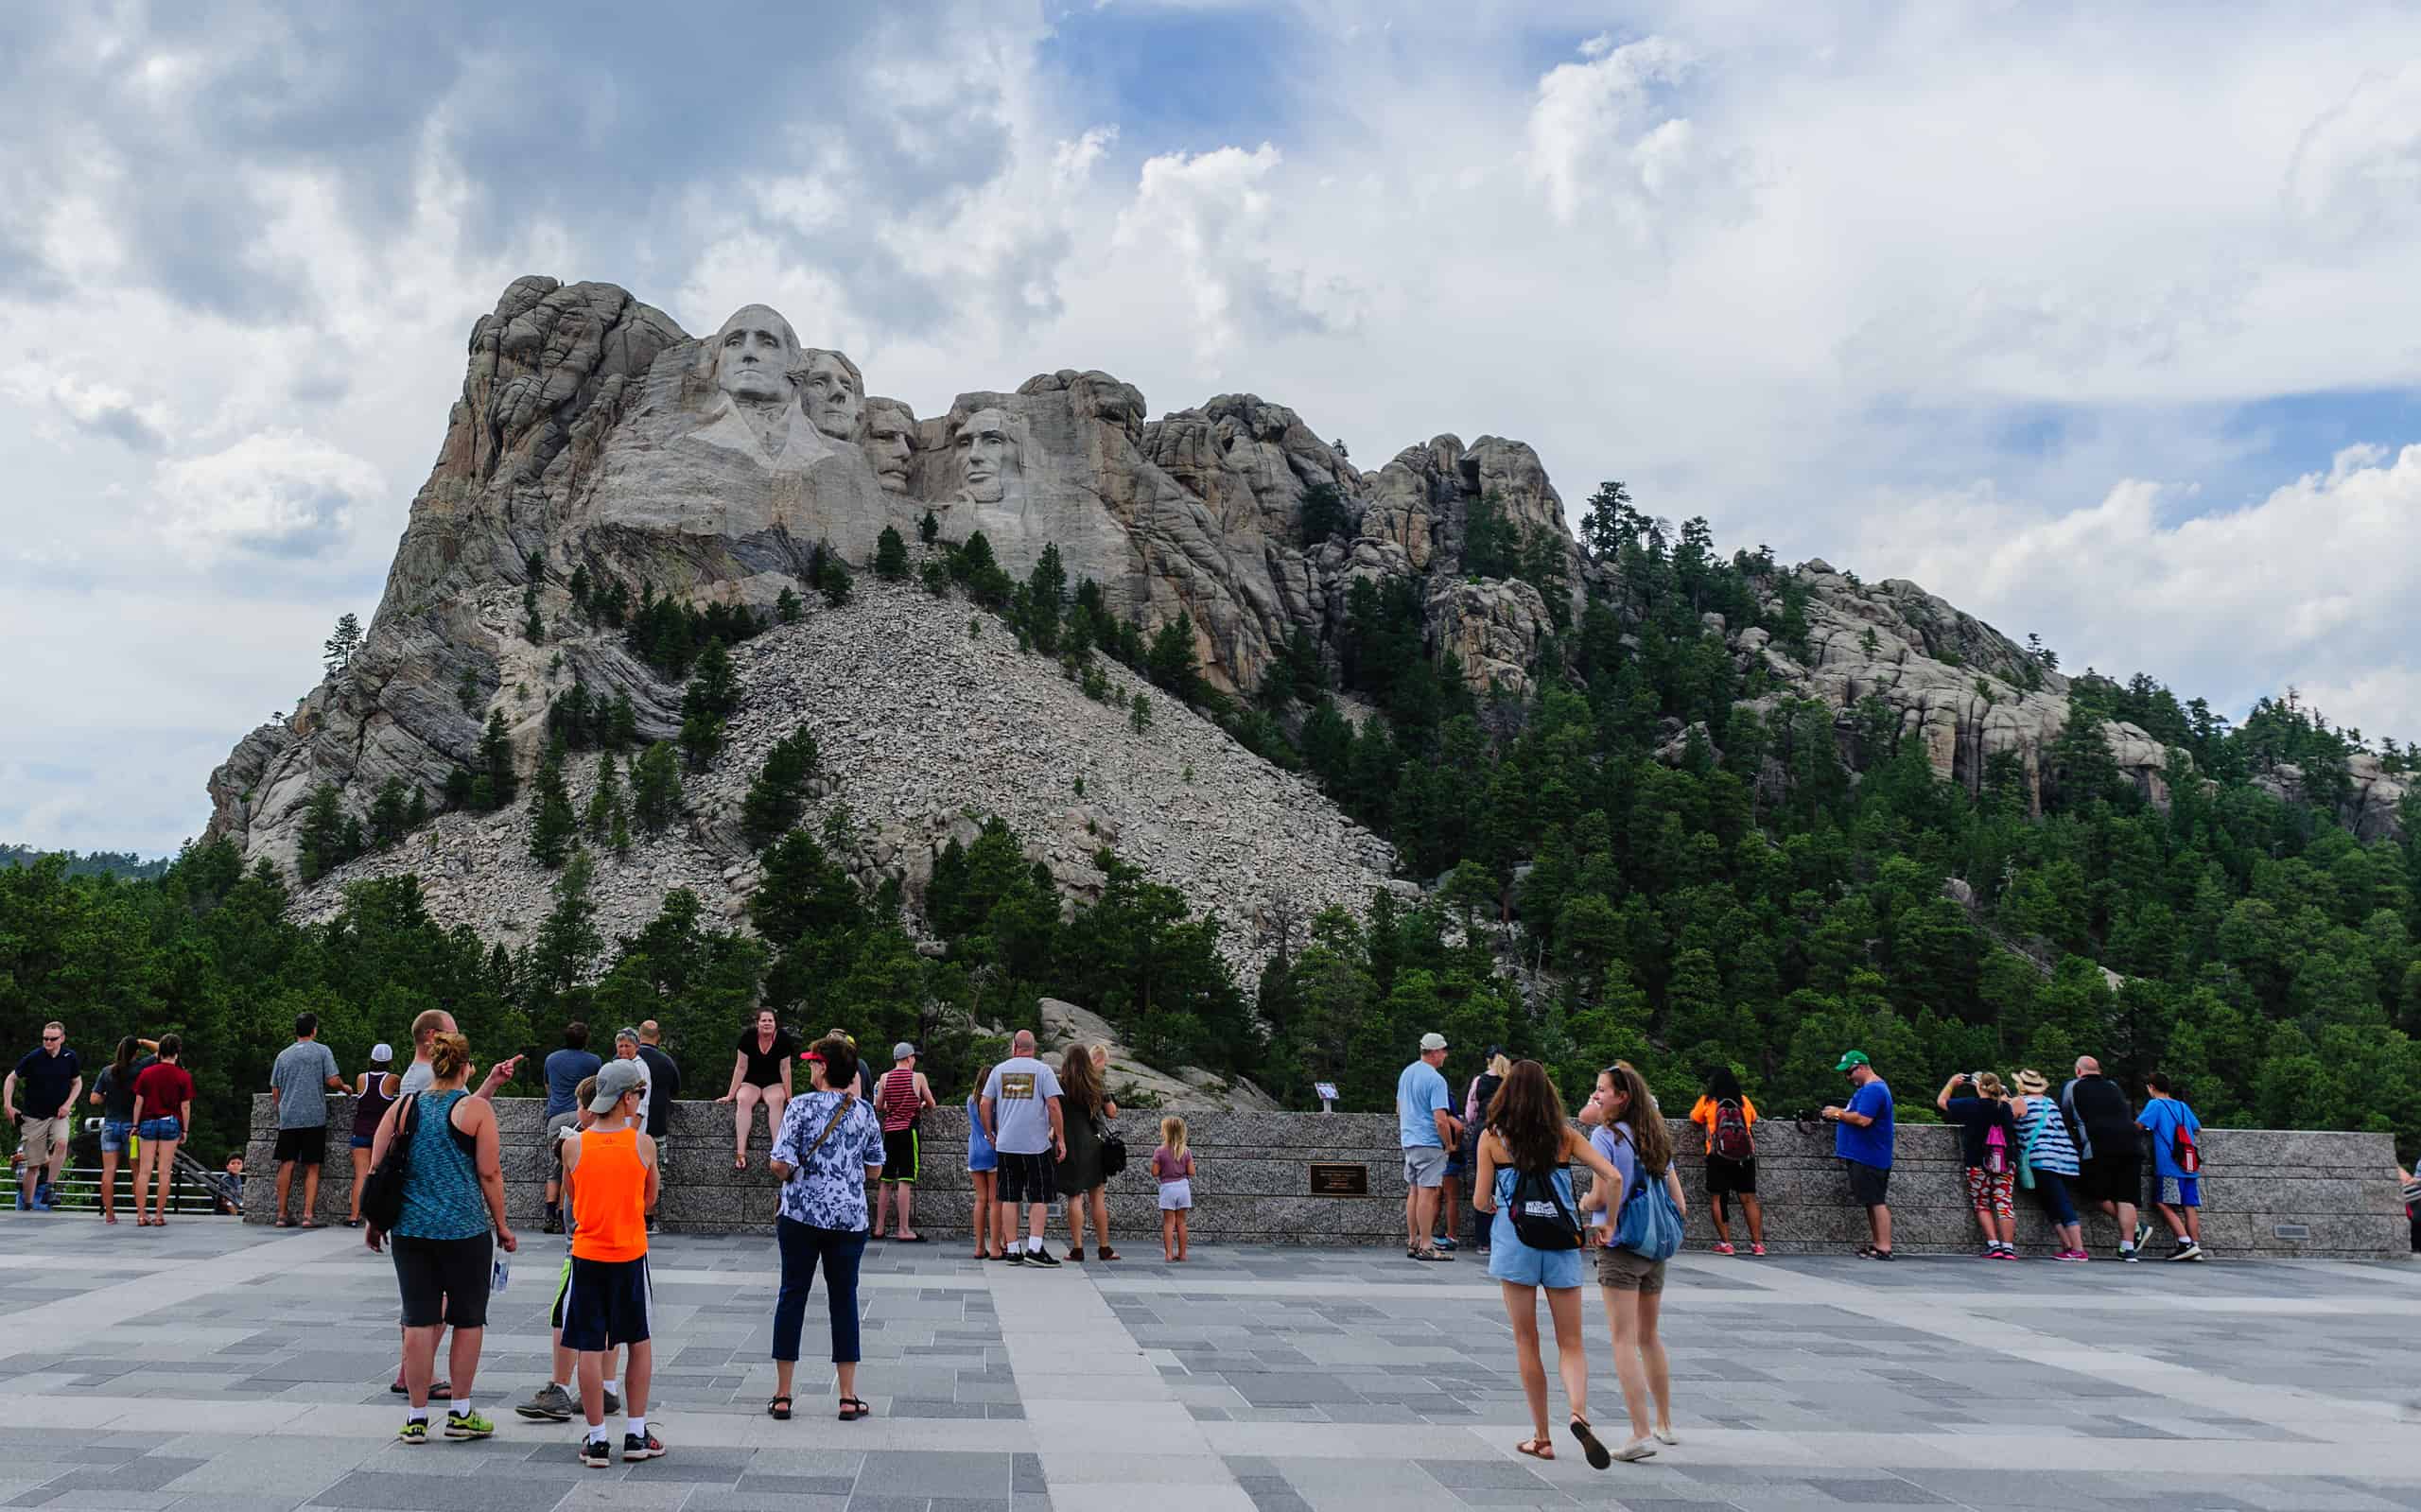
[130,1034,195,1227]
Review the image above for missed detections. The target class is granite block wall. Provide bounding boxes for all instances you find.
[247,1097,2412,1258]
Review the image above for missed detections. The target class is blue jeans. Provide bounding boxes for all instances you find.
[136,1117,183,1141]
[773,1217,867,1364]
[100,1119,134,1154]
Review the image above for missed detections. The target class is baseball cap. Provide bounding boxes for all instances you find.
[893,1042,917,1061]
[369,1043,393,1064]
[590,1058,646,1112]
[1834,1050,1871,1071]
[1419,1032,1448,1052]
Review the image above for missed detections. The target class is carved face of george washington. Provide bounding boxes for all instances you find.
[711,305,800,405]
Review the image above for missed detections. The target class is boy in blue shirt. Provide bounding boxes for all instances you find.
[1821,1050,1895,1260]
[2137,1073,2206,1261]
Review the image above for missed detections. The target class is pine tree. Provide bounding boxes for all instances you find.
[457,665,481,715]
[296,784,350,883]
[605,691,638,751]
[479,709,517,808]
[528,739,578,869]
[585,750,626,843]
[1130,691,1153,734]
[918,510,940,546]
[322,613,363,674]
[875,526,911,581]
[406,786,429,830]
[369,776,411,849]
[678,639,738,769]
[816,550,853,607]
[775,586,801,624]
[528,847,601,1002]
[633,740,685,834]
[522,584,545,644]
[741,726,821,849]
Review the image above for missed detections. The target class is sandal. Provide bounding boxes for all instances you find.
[1095,1247,1118,1261]
[768,1395,792,1420]
[1408,1246,1454,1262]
[275,1217,295,1228]
[301,1220,324,1230]
[837,1397,870,1421]
[1569,1416,1611,1469]
[1516,1436,1555,1460]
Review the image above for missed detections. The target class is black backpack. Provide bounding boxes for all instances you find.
[1507,1164,1582,1251]
[359,1093,419,1234]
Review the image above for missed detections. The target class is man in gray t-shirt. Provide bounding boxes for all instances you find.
[980,1030,1067,1265]
[268,1014,343,1225]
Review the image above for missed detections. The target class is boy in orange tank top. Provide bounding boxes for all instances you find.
[559,1058,662,1466]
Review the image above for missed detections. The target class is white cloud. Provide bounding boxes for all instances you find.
[1853,444,2421,740]
[1524,35,1721,228]
[155,431,384,559]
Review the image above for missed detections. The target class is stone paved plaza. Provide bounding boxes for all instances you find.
[0,1214,2414,1511]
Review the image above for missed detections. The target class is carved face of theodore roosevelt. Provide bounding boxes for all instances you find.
[859,398,915,494]
[797,350,862,440]
[955,408,1014,503]
[711,304,800,405]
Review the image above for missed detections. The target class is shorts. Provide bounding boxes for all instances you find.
[1158,1178,1193,1211]
[560,1255,654,1352]
[997,1150,1057,1207]
[99,1119,134,1155]
[350,1135,374,1150]
[549,1259,573,1329]
[1402,1145,1448,1190]
[2079,1150,2138,1205]
[391,1232,494,1330]
[1486,1214,1588,1288]
[882,1127,919,1183]
[16,1115,69,1166]
[1965,1166,2015,1221]
[136,1116,183,1142]
[2159,1175,2202,1208]
[1705,1154,1756,1197]
[1594,1243,1668,1294]
[1443,1148,1467,1179]
[967,1145,998,1174]
[274,1126,327,1165]
[1845,1159,1890,1208]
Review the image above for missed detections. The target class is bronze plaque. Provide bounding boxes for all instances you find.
[1309,1162,1368,1196]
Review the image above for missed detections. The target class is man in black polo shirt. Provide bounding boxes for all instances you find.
[2063,1055,2145,1261]
[635,1021,681,1231]
[7,1021,83,1211]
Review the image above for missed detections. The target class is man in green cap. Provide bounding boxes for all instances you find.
[1821,1051,1894,1259]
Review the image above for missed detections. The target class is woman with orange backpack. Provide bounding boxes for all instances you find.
[1687,1068,1764,1256]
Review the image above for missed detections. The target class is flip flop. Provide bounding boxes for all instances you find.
[1515,1436,1555,1460]
[275,1217,295,1228]
[301,1220,324,1230]
[896,1234,927,1243]
[1569,1416,1612,1469]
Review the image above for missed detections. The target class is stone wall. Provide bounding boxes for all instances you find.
[247,1098,2412,1259]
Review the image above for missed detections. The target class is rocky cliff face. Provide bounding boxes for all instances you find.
[208,273,2401,930]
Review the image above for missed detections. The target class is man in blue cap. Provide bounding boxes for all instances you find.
[1821,1050,1894,1260]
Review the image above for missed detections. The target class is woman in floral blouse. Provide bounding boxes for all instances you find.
[767,1034,885,1423]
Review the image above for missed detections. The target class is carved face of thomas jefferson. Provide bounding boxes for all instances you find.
[711,304,800,405]
[797,350,863,440]
[955,408,1015,503]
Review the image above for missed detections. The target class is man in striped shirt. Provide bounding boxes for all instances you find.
[872,1044,935,1242]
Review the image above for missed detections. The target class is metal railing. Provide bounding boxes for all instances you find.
[14,1120,237,1215]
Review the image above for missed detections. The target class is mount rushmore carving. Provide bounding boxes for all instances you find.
[212,273,2322,879]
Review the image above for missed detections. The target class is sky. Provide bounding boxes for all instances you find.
[9,0,2421,856]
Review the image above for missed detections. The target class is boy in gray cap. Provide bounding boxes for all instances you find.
[872,1044,936,1241]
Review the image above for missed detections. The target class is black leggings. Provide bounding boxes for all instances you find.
[392,1233,494,1329]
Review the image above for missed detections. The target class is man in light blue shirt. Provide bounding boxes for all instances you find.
[1396,1032,1457,1261]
